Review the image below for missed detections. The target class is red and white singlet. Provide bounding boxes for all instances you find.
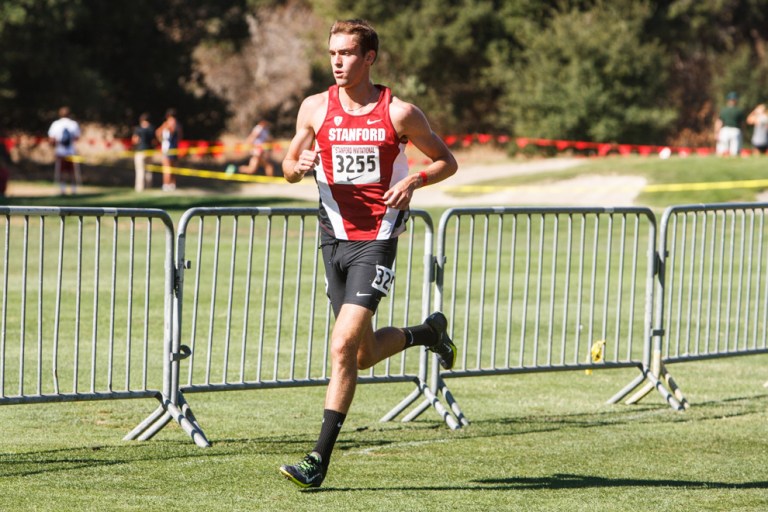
[314,85,410,240]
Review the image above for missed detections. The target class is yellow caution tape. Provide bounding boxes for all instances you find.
[643,179,768,192]
[59,154,287,185]
[145,164,284,184]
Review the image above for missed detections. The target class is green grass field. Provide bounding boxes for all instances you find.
[1,155,768,511]
[1,359,766,511]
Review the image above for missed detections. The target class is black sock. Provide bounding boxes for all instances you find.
[313,409,346,469]
[403,323,439,348]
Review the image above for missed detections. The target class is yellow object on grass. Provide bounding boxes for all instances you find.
[584,339,606,375]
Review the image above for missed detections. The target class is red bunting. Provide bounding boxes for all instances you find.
[437,134,720,158]
[0,134,724,160]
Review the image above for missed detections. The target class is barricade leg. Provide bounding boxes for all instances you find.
[609,365,684,411]
[125,393,211,448]
[400,397,432,422]
[380,378,460,430]
[178,392,208,437]
[607,371,645,404]
[380,383,423,422]
[135,410,173,441]
[124,399,166,441]
[166,396,210,448]
[408,379,461,430]
[611,325,686,410]
[401,377,468,428]
[440,378,469,427]
[659,363,689,409]
[391,355,467,429]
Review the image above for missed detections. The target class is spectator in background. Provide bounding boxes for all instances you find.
[47,106,81,194]
[156,108,181,191]
[715,91,746,157]
[238,120,275,176]
[747,103,768,155]
[131,113,156,191]
[0,138,13,196]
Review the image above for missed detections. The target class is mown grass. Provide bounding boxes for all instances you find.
[0,184,308,211]
[1,357,766,511]
[1,155,767,511]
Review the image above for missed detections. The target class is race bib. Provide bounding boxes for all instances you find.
[332,145,381,185]
[371,264,395,295]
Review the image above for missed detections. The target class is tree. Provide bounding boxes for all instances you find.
[495,1,676,144]
[323,0,569,133]
[650,0,768,146]
[0,0,245,137]
[192,1,325,135]
[1,0,766,146]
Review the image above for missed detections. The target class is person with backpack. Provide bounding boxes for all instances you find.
[131,112,156,191]
[48,106,82,194]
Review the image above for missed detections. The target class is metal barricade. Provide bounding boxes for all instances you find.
[431,206,682,427]
[14,201,766,443]
[633,203,768,408]
[0,207,204,444]
[170,207,451,441]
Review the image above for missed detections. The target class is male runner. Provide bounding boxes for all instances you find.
[279,19,458,489]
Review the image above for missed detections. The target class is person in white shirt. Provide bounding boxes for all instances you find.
[47,106,81,194]
[747,103,768,155]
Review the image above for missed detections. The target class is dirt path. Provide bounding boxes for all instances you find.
[238,157,647,207]
[6,157,648,207]
[410,158,646,207]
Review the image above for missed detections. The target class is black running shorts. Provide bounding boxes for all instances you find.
[321,237,398,316]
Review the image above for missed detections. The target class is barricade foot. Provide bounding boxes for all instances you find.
[178,392,208,435]
[380,385,423,423]
[124,400,166,441]
[401,397,432,423]
[136,410,173,441]
[625,381,654,405]
[611,366,684,411]
[405,377,465,429]
[607,371,645,404]
[167,399,211,448]
[646,369,684,411]
[380,378,461,429]
[124,393,211,447]
[440,379,469,427]
[659,363,689,409]
[420,381,461,429]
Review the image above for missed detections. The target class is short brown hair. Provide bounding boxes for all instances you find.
[330,19,378,62]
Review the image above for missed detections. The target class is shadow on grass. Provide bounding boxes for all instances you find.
[2,393,764,485]
[321,393,768,459]
[0,442,234,478]
[470,473,768,490]
[0,191,310,210]
[461,392,768,435]
[309,473,768,492]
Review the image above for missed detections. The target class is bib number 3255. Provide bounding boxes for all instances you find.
[332,145,381,185]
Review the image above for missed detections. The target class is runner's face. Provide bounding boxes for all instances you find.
[328,33,372,88]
